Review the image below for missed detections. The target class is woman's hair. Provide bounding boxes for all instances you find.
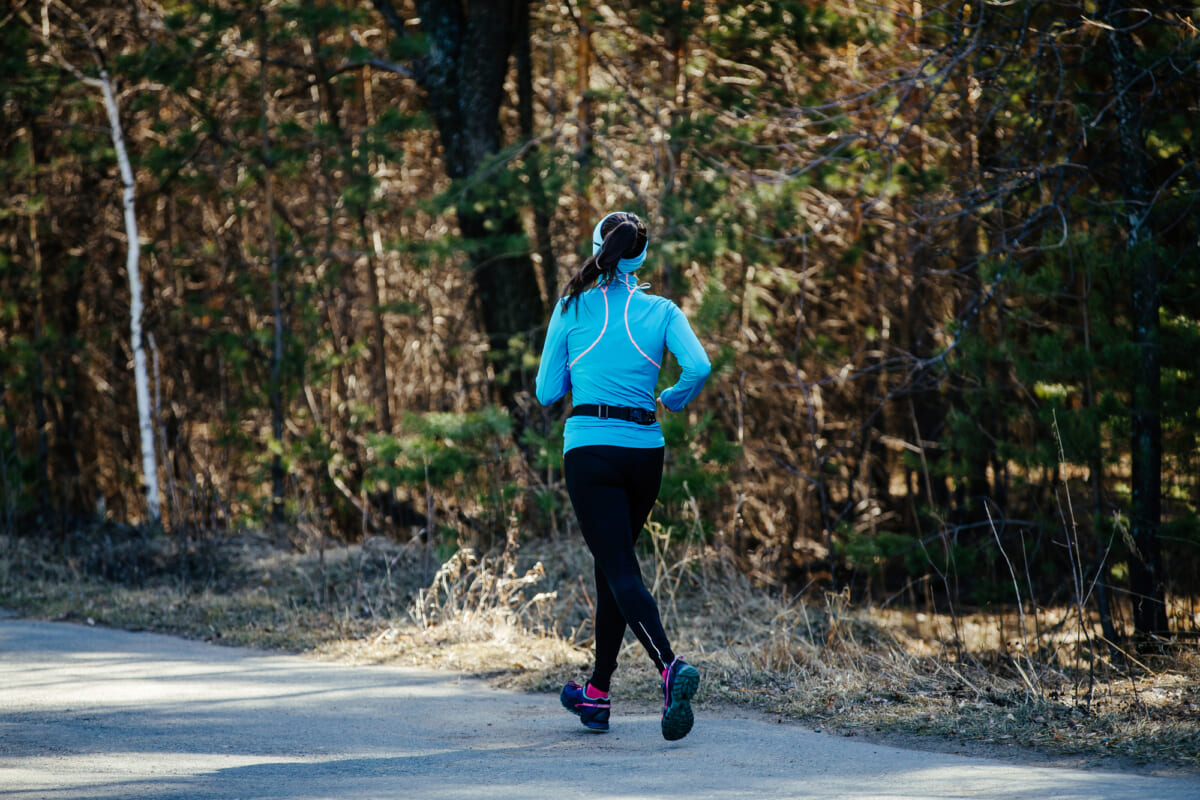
[561,212,648,312]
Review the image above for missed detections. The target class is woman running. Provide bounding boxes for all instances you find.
[535,211,711,741]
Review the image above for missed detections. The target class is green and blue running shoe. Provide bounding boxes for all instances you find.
[561,681,611,732]
[661,658,699,741]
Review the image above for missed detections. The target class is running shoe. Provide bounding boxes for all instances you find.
[661,658,700,741]
[560,681,611,732]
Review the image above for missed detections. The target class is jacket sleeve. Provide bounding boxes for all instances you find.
[535,300,571,406]
[658,304,711,412]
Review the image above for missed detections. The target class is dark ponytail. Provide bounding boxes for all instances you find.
[561,215,643,312]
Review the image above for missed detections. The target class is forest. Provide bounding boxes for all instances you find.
[1,0,1198,658]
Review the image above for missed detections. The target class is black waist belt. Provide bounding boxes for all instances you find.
[569,404,657,426]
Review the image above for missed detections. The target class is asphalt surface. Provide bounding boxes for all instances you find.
[2,617,1198,800]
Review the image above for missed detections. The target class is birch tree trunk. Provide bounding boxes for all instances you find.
[96,71,161,523]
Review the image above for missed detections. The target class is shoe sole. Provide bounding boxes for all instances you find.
[662,664,699,741]
[568,710,609,732]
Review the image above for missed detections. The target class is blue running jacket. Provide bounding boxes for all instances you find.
[535,272,711,453]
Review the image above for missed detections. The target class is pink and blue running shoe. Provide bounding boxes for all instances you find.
[661,658,700,741]
[560,681,611,732]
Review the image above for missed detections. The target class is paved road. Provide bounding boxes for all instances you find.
[1,618,1198,800]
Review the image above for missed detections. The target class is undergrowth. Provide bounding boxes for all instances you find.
[0,522,1197,775]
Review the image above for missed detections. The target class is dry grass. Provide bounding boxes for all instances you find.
[1,524,1197,776]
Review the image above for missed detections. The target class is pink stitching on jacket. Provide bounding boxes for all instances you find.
[569,286,609,370]
[624,277,660,368]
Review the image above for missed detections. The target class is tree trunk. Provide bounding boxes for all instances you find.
[659,0,690,296]
[362,66,394,434]
[957,47,990,528]
[24,123,52,518]
[575,0,595,248]
[515,0,558,301]
[259,5,286,523]
[374,0,545,415]
[1104,0,1168,640]
[97,72,161,524]
[1079,268,1119,646]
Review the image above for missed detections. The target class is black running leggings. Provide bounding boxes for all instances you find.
[564,445,675,692]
